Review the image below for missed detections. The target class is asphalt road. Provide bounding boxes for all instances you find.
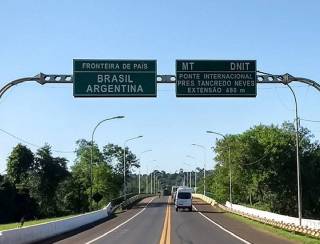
[45,196,295,244]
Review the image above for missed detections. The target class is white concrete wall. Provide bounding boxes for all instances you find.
[0,202,112,244]
[225,201,320,230]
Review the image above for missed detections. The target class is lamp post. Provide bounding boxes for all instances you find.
[139,150,152,194]
[286,84,302,226]
[148,160,157,194]
[153,163,159,194]
[191,144,206,196]
[207,130,232,207]
[184,162,192,188]
[90,116,124,210]
[186,155,197,192]
[123,135,143,199]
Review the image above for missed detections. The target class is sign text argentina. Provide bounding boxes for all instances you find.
[176,60,257,97]
[73,59,157,97]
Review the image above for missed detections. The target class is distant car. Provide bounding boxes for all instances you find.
[175,187,193,212]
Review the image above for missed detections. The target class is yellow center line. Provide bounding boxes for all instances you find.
[159,197,171,244]
[167,197,171,243]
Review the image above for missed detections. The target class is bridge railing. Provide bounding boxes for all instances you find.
[110,193,153,213]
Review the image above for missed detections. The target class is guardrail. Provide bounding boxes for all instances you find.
[192,194,320,239]
[0,193,152,244]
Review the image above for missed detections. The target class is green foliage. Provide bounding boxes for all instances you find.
[208,123,320,218]
[0,177,38,223]
[7,144,34,185]
[2,139,143,223]
[29,144,70,217]
[103,143,140,176]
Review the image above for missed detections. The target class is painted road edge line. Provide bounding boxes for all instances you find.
[86,197,155,244]
[193,205,252,244]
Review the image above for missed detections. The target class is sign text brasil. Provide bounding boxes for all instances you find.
[73,59,157,97]
[176,60,257,97]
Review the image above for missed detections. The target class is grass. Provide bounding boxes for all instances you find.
[225,212,320,244]
[0,214,77,231]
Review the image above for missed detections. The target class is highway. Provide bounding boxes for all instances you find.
[44,196,294,244]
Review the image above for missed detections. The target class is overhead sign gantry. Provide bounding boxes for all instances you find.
[176,60,257,97]
[73,59,157,97]
[1,60,320,99]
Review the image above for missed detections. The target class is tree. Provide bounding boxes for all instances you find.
[29,144,69,217]
[7,144,34,185]
[208,122,320,218]
[55,175,88,214]
[103,143,140,176]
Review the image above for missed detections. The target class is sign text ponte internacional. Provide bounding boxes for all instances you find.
[73,59,157,97]
[176,60,257,97]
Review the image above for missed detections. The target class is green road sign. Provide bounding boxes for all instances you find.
[176,60,257,97]
[73,59,157,97]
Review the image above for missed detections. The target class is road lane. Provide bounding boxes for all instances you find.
[171,200,244,244]
[43,196,295,244]
[92,196,168,244]
[50,196,167,244]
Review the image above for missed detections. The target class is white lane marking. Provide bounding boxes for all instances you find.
[193,205,252,244]
[86,197,155,244]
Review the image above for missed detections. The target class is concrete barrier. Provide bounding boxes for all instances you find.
[192,194,320,239]
[225,201,320,230]
[0,202,112,244]
[117,194,153,211]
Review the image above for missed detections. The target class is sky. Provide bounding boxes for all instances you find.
[1,0,320,174]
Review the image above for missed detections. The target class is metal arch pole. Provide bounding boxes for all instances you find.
[0,73,73,99]
[256,73,320,93]
[287,84,302,226]
[0,76,40,98]
[289,77,320,92]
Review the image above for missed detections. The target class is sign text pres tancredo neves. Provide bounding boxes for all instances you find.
[176,60,257,97]
[73,60,157,97]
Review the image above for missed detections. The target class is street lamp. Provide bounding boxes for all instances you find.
[90,115,124,210]
[152,163,159,194]
[186,155,197,193]
[147,159,157,194]
[123,135,143,199]
[286,84,302,226]
[191,144,206,196]
[207,130,232,207]
[183,163,192,188]
[139,150,152,194]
